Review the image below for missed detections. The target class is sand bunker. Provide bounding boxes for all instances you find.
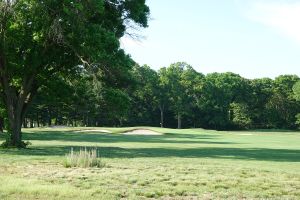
[75,129,112,133]
[123,129,162,136]
[50,126,68,129]
[238,133,253,136]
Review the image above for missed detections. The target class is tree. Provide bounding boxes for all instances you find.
[159,62,201,129]
[26,72,77,127]
[293,81,300,101]
[157,68,170,128]
[180,64,204,128]
[266,75,300,128]
[248,78,274,128]
[0,99,5,133]
[100,88,130,126]
[0,0,149,147]
[127,65,160,126]
[293,81,300,127]
[200,72,250,130]
[230,102,252,129]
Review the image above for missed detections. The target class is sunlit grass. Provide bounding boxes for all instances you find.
[0,127,299,199]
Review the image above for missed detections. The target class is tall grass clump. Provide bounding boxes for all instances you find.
[64,147,104,168]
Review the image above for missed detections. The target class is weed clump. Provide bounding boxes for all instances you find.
[64,147,104,168]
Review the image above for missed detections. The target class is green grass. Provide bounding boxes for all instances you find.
[0,127,299,199]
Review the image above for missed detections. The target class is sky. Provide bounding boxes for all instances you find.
[120,0,300,79]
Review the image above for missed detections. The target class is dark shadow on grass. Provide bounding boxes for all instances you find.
[22,131,229,145]
[100,147,300,162]
[245,129,300,133]
[2,130,299,162]
[1,145,299,162]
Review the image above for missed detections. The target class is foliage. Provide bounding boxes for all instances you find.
[199,72,250,129]
[230,102,252,129]
[158,62,203,128]
[1,1,299,137]
[266,76,300,128]
[0,0,150,146]
[293,81,300,101]
[296,114,300,126]
[294,81,300,128]
[127,65,160,126]
[248,78,274,128]
[23,62,300,130]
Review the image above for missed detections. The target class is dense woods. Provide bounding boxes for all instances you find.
[12,63,300,130]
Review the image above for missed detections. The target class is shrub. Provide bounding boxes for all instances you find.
[64,147,104,168]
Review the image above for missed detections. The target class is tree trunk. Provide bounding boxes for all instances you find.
[0,117,4,133]
[160,108,164,128]
[10,119,22,146]
[23,118,28,128]
[48,108,52,127]
[2,84,36,147]
[159,105,164,128]
[177,113,182,129]
[36,113,40,127]
[7,106,23,146]
[1,34,36,147]
[30,119,34,128]
[48,116,52,127]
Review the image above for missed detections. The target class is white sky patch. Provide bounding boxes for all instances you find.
[120,36,145,49]
[247,1,300,44]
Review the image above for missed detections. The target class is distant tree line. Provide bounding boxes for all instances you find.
[5,62,298,130]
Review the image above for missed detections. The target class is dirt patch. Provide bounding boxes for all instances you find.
[75,129,112,133]
[123,129,162,136]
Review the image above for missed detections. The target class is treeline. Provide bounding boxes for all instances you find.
[22,62,300,130]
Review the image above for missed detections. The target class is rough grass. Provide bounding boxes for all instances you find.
[64,147,103,168]
[0,127,299,199]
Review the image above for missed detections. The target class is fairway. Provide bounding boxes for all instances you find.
[0,128,300,200]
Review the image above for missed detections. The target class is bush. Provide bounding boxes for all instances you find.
[64,147,104,168]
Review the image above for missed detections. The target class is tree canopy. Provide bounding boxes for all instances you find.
[0,0,149,147]
[18,62,300,132]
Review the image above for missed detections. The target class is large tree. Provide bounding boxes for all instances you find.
[293,81,300,101]
[200,72,250,130]
[248,78,274,128]
[266,75,300,128]
[0,0,149,147]
[293,81,300,127]
[159,62,201,129]
[128,65,160,126]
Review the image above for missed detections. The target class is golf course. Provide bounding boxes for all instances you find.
[0,127,299,199]
[1,1,300,199]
